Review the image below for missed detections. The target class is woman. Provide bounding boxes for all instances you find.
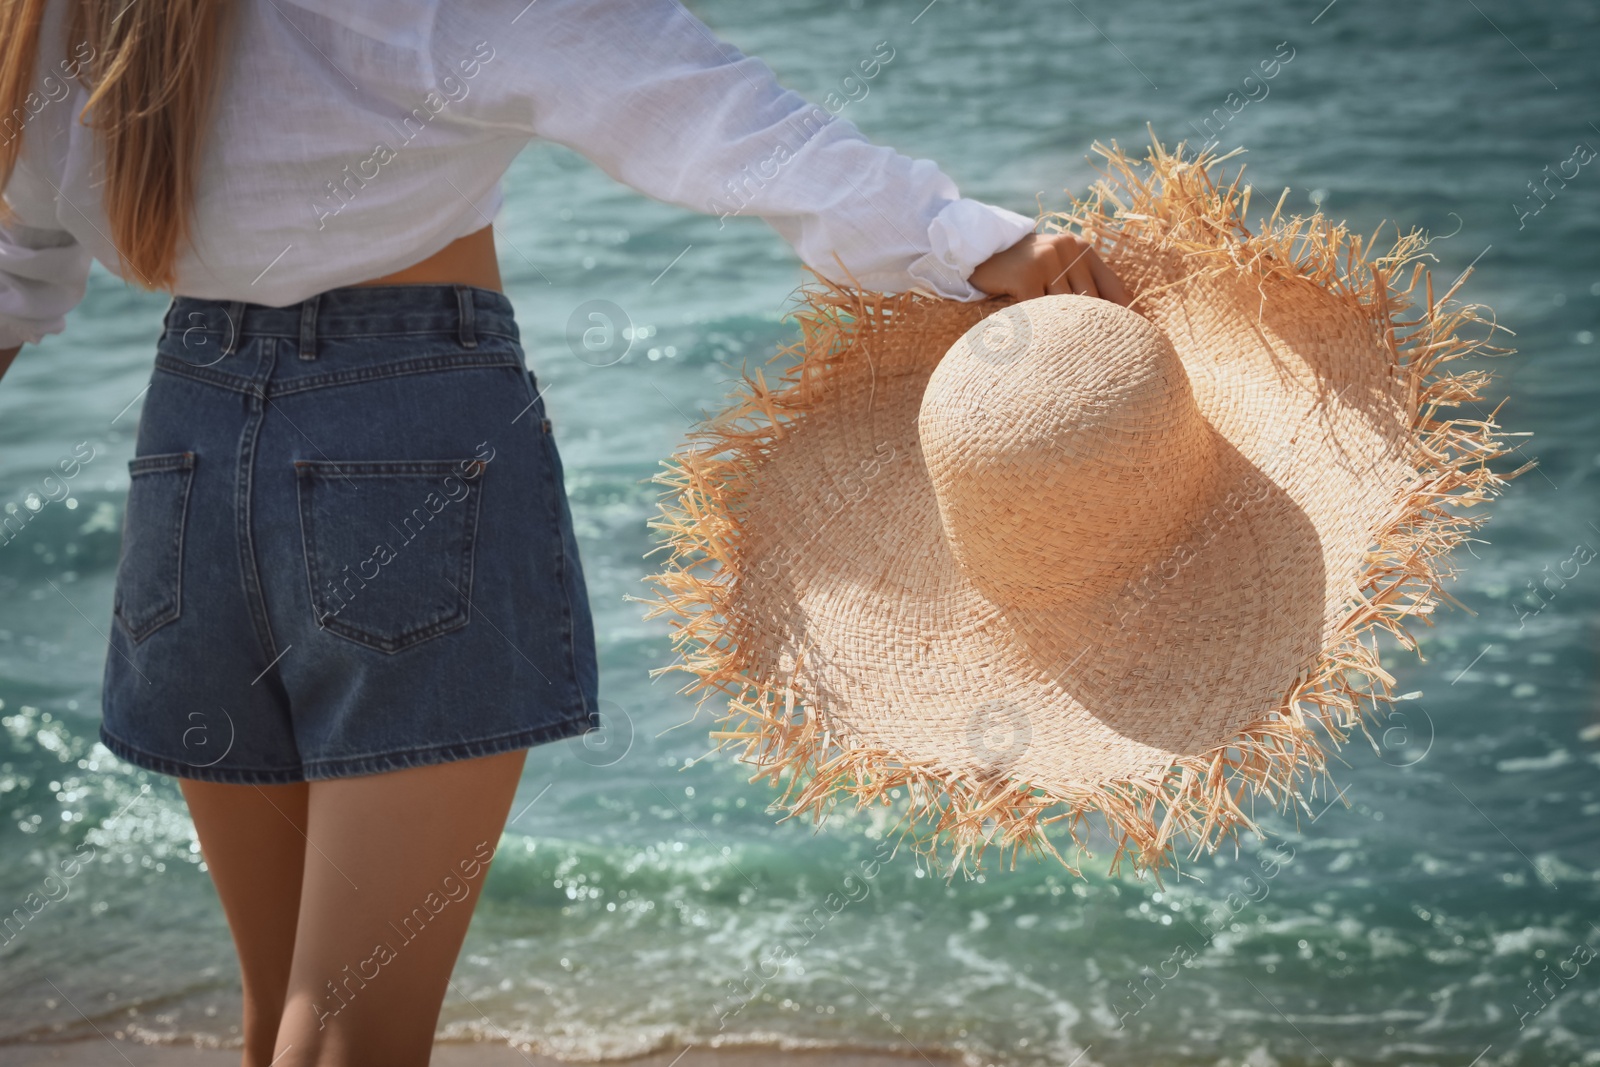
[0,1,1128,1063]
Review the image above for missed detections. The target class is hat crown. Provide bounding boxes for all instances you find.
[917,295,1219,607]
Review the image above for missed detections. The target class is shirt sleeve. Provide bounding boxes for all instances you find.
[433,0,1035,300]
[0,162,94,349]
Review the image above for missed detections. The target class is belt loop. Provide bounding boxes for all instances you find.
[299,293,320,361]
[456,285,477,349]
[220,300,245,356]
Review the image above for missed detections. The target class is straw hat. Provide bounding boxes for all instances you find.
[644,140,1519,875]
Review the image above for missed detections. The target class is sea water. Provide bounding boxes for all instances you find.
[1,0,1596,1064]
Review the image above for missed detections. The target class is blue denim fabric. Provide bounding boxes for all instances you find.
[99,284,599,783]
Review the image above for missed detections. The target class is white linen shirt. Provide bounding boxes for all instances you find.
[0,0,1037,350]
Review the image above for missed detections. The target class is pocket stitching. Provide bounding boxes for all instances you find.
[296,459,484,655]
[114,451,197,643]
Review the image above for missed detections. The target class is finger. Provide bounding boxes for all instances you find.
[1043,243,1075,296]
[1086,250,1132,307]
[1042,236,1088,295]
[1061,240,1100,300]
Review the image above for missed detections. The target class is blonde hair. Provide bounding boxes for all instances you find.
[0,0,233,290]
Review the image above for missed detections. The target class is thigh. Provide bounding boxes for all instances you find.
[180,780,308,1009]
[274,748,526,1066]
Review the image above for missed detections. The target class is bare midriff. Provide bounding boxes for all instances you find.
[0,227,507,379]
[352,224,502,292]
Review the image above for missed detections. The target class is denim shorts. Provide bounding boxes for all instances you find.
[98,284,599,783]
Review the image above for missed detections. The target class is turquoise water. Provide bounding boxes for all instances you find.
[3,0,1598,1064]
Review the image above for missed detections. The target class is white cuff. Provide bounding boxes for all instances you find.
[907,198,1037,301]
[0,312,56,349]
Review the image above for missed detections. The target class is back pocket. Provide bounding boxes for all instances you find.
[113,451,198,643]
[295,458,487,654]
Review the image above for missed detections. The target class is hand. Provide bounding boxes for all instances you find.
[968,231,1131,307]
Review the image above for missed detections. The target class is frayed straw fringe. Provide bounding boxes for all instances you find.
[639,135,1526,880]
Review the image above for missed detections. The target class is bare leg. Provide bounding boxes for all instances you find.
[272,748,527,1067]
[180,779,309,1067]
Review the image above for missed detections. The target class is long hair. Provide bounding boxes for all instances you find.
[0,0,233,290]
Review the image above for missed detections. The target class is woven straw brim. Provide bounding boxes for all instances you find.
[643,139,1522,877]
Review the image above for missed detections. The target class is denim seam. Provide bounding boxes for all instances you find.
[221,302,244,355]
[298,293,320,361]
[267,354,524,397]
[98,723,306,785]
[456,285,477,348]
[102,710,600,785]
[541,404,586,718]
[102,715,597,786]
[518,366,582,716]
[318,608,471,654]
[237,339,281,666]
[293,460,484,477]
[169,326,522,344]
[151,358,271,397]
[456,465,482,649]
[298,715,595,779]
[152,351,524,398]
[127,450,196,476]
